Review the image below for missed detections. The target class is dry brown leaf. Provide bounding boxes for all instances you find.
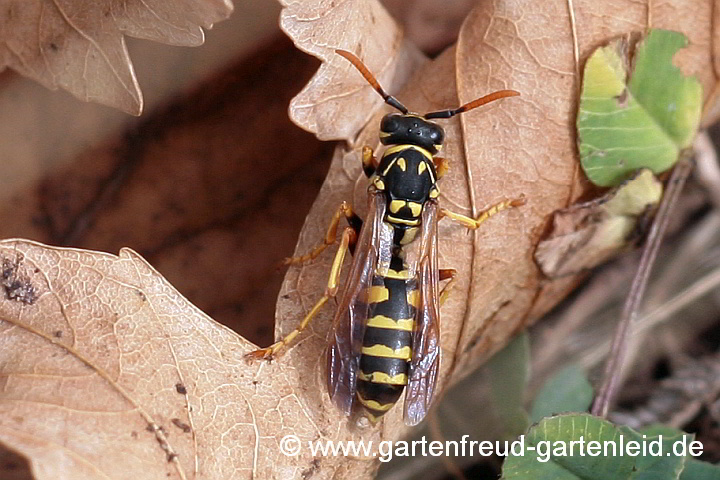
[279,0,427,140]
[0,1,718,479]
[535,169,663,278]
[0,0,233,115]
[0,240,376,480]
[0,36,328,350]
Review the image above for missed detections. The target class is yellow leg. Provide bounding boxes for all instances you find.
[433,157,449,179]
[246,226,356,361]
[362,146,378,178]
[438,268,457,306]
[440,196,526,230]
[283,202,357,266]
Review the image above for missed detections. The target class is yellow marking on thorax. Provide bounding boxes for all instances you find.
[407,290,420,309]
[357,394,395,411]
[382,158,397,177]
[429,186,439,199]
[367,314,414,331]
[396,158,407,171]
[389,200,405,213]
[358,371,408,385]
[383,144,433,162]
[362,344,412,360]
[407,202,423,217]
[389,200,422,218]
[418,161,427,175]
[368,286,389,304]
[373,177,385,190]
[386,215,420,226]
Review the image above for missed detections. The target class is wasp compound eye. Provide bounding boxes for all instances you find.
[430,127,444,146]
[380,114,400,133]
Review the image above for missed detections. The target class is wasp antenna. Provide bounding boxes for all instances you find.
[335,49,409,114]
[424,89,519,119]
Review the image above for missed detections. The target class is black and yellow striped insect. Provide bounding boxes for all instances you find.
[246,50,523,425]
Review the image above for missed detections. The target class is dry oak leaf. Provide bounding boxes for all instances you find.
[275,0,717,434]
[279,0,427,140]
[0,240,384,480]
[0,0,233,115]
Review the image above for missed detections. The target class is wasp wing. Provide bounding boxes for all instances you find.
[404,200,441,426]
[327,191,391,416]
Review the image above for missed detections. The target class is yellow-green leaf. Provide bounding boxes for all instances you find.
[577,29,703,187]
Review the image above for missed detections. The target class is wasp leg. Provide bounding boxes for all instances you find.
[440,196,526,230]
[362,146,379,178]
[438,268,457,306]
[433,157,449,179]
[283,201,362,266]
[246,226,357,361]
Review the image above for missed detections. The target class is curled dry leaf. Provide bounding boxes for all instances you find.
[0,240,380,480]
[280,0,426,141]
[535,169,663,278]
[0,0,233,115]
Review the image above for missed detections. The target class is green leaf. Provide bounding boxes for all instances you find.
[530,364,593,423]
[679,459,720,480]
[488,333,530,439]
[577,29,703,186]
[642,426,720,480]
[501,413,689,480]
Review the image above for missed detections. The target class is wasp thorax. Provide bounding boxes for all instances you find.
[379,113,445,154]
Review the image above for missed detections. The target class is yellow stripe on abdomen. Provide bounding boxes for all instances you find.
[361,344,412,359]
[356,393,395,412]
[357,371,408,385]
[368,285,389,304]
[366,314,414,331]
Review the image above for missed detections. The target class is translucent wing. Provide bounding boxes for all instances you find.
[404,200,441,426]
[327,192,392,415]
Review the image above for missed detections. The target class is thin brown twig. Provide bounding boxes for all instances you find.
[700,0,719,125]
[591,154,694,417]
[582,253,720,370]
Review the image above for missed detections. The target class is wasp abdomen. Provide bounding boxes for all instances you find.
[356,254,419,422]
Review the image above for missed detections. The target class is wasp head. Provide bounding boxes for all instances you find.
[379,113,445,155]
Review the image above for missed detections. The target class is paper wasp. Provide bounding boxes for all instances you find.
[247,50,523,426]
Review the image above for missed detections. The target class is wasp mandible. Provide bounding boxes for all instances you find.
[247,50,524,426]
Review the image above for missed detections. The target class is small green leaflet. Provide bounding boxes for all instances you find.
[577,29,703,187]
[488,333,531,439]
[501,414,692,480]
[530,364,593,423]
